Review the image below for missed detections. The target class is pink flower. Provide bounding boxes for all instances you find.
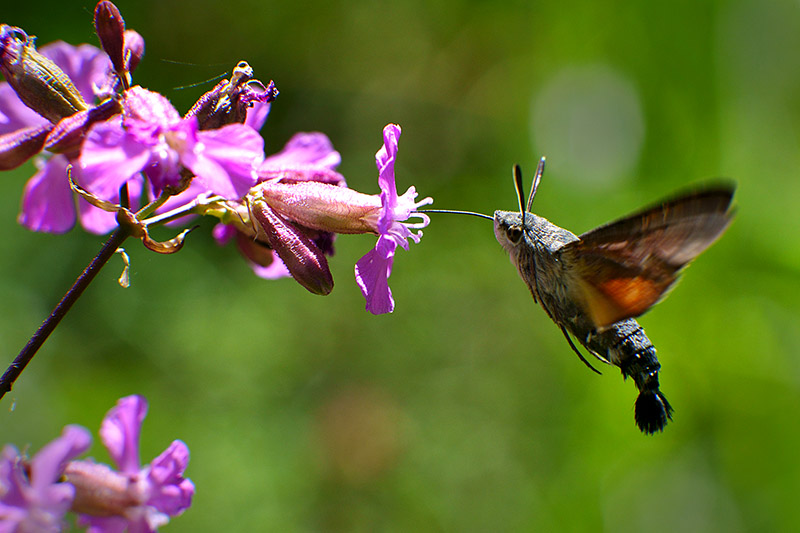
[0,425,92,532]
[215,131,344,281]
[355,124,431,314]
[78,86,264,201]
[0,39,115,233]
[69,395,194,533]
[246,124,432,312]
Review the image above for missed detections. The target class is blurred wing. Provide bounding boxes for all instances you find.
[559,184,736,329]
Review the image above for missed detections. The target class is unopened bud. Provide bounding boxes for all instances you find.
[94,2,125,73]
[0,25,88,123]
[185,61,278,130]
[251,200,334,295]
[0,123,52,169]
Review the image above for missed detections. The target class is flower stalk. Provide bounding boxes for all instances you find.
[0,226,130,400]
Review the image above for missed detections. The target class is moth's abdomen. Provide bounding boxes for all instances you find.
[634,389,672,435]
[586,319,673,434]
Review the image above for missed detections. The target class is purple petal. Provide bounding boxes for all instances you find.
[123,30,145,74]
[354,235,398,315]
[30,425,92,491]
[0,82,48,134]
[40,42,111,105]
[244,99,271,132]
[376,124,402,234]
[226,229,293,279]
[81,516,128,533]
[18,155,76,233]
[0,445,26,508]
[0,425,91,533]
[377,125,400,195]
[150,179,210,228]
[77,177,143,235]
[146,440,194,516]
[262,132,341,170]
[0,505,28,533]
[251,258,291,279]
[78,117,151,199]
[230,230,290,279]
[123,87,181,128]
[212,222,235,245]
[99,395,147,474]
[181,121,263,199]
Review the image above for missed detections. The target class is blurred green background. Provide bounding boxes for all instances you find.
[2,0,800,531]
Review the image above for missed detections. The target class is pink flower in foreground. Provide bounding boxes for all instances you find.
[0,425,92,532]
[69,395,194,533]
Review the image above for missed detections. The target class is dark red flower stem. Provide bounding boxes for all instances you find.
[0,226,130,400]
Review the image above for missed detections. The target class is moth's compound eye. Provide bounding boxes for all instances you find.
[507,225,523,244]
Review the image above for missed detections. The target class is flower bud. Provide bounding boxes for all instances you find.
[44,97,122,155]
[0,123,52,169]
[251,199,334,295]
[254,180,381,235]
[185,62,278,130]
[0,25,89,123]
[94,2,125,74]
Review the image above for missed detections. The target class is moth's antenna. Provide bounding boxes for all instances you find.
[419,209,493,220]
[527,156,545,212]
[513,164,526,220]
[172,72,227,91]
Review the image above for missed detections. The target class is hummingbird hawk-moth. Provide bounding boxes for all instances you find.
[426,158,735,434]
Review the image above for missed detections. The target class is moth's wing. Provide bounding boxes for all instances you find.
[558,185,735,329]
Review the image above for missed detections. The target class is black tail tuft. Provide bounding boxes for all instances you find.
[634,390,673,434]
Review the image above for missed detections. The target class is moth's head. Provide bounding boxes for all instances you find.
[493,210,525,254]
[494,158,544,254]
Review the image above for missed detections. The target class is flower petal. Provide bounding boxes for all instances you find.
[77,177,142,235]
[0,82,48,134]
[80,515,128,533]
[30,425,92,491]
[78,117,150,199]
[123,86,181,127]
[147,440,194,517]
[40,42,112,105]
[231,230,290,279]
[99,395,147,474]
[262,132,341,170]
[182,121,263,199]
[375,124,403,235]
[17,154,75,233]
[244,99,271,132]
[0,425,91,533]
[354,235,398,315]
[250,258,291,279]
